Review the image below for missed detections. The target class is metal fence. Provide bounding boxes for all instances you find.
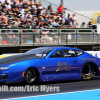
[0,29,99,46]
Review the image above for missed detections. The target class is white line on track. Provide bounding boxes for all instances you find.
[2,89,100,100]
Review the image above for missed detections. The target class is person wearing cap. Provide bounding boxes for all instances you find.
[63,20,73,28]
[5,26,19,44]
[57,3,68,14]
[38,16,44,28]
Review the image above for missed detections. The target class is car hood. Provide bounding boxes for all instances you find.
[0,54,43,65]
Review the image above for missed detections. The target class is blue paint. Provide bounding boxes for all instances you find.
[10,89,100,100]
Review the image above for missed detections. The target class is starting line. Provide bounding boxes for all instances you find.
[4,89,100,100]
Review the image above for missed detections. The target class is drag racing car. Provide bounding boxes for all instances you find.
[0,47,100,84]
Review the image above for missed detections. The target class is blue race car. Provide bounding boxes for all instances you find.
[0,47,100,84]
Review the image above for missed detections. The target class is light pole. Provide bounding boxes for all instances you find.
[61,0,65,18]
[61,0,63,6]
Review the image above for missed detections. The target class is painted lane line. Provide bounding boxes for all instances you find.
[3,89,100,100]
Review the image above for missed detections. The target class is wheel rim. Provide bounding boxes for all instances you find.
[82,64,93,79]
[24,68,36,83]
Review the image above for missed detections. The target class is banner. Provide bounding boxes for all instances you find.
[92,13,100,24]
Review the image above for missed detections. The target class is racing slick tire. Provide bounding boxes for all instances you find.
[24,67,38,84]
[81,63,94,80]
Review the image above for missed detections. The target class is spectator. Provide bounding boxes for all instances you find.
[47,4,52,14]
[41,6,46,15]
[52,19,60,27]
[41,29,53,43]
[1,17,8,28]
[38,1,42,9]
[80,22,87,28]
[19,5,24,14]
[63,20,73,28]
[33,0,37,5]
[6,2,11,11]
[30,7,35,15]
[19,19,25,28]
[72,14,78,27]
[1,13,8,24]
[5,26,19,44]
[7,12,13,20]
[37,5,41,17]
[3,8,8,15]
[17,0,23,7]
[48,19,53,28]
[0,0,80,30]
[38,16,44,29]
[32,29,40,43]
[28,0,34,6]
[22,26,29,43]
[57,3,68,14]
[65,13,72,24]
[87,21,92,28]
[12,18,19,28]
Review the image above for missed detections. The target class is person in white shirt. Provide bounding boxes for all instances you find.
[72,14,78,27]
[41,7,46,15]
[6,2,11,10]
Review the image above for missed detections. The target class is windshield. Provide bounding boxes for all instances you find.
[25,48,53,58]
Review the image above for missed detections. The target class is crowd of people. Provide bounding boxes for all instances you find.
[0,0,94,44]
[0,0,92,29]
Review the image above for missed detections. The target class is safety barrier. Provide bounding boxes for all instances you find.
[0,29,99,47]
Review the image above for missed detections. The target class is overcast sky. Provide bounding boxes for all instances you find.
[44,0,100,11]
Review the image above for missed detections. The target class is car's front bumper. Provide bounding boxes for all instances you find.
[0,74,8,80]
[0,70,23,82]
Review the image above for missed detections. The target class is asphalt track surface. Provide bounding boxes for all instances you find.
[0,77,100,99]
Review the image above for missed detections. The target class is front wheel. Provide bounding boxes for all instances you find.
[24,68,38,84]
[81,63,94,80]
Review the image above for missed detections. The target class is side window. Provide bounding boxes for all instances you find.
[50,49,76,58]
[67,50,76,57]
[75,50,84,56]
[50,50,67,58]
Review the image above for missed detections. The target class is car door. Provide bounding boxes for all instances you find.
[47,49,80,80]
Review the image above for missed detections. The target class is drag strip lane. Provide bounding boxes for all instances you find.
[0,77,100,99]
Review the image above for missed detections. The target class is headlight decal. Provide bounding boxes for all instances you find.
[0,67,9,70]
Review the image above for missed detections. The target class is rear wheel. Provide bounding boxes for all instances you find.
[81,63,94,80]
[24,68,38,84]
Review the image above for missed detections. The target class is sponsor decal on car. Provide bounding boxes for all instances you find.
[56,62,71,72]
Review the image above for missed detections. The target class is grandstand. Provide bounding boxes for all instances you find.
[0,0,99,54]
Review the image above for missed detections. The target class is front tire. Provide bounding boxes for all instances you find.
[24,68,38,84]
[81,63,94,80]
